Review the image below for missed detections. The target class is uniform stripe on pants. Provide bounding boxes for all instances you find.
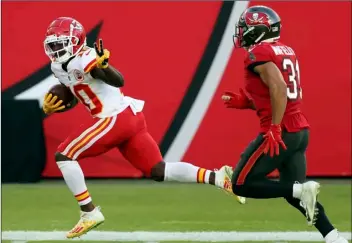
[62,116,116,160]
[236,141,266,185]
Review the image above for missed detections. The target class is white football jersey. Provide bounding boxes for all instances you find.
[51,47,144,118]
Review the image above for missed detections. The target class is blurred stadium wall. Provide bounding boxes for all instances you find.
[1,1,351,182]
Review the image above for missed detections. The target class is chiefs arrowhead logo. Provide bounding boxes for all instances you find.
[71,20,83,31]
[73,69,84,82]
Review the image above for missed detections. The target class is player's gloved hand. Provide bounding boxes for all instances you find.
[221,89,253,109]
[43,93,65,115]
[94,39,110,69]
[263,124,287,157]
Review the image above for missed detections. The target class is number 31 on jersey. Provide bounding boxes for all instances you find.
[283,58,302,100]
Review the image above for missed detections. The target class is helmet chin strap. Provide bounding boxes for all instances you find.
[52,38,87,64]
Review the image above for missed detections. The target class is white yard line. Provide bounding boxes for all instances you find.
[2,231,352,242]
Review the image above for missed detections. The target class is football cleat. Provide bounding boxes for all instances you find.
[300,181,320,226]
[329,236,349,243]
[325,229,349,243]
[66,206,105,239]
[215,166,246,204]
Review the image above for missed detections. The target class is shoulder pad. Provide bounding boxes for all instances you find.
[245,43,274,67]
[70,47,97,73]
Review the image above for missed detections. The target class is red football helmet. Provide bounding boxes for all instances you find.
[44,17,87,63]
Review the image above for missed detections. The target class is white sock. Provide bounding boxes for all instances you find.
[325,229,339,243]
[293,183,303,199]
[204,170,211,184]
[164,162,212,184]
[57,160,92,206]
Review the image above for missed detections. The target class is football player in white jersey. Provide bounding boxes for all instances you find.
[42,17,246,239]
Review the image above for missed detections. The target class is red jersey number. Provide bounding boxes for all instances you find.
[282,58,302,100]
[73,84,103,115]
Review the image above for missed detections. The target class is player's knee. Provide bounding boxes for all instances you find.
[150,161,165,182]
[55,152,72,162]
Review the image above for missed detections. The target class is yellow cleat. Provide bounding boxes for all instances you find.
[66,206,105,239]
[216,166,246,204]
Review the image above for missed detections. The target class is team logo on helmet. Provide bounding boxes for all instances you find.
[71,20,83,31]
[245,12,271,29]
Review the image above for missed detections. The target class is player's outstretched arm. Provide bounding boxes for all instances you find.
[90,39,124,88]
[254,62,287,125]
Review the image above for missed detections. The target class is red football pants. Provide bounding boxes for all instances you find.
[57,107,163,176]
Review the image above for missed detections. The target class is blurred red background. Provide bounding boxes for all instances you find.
[2,1,351,177]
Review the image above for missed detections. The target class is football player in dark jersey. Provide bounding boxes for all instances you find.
[222,5,348,243]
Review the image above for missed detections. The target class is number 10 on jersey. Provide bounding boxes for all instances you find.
[73,84,103,115]
[283,58,302,100]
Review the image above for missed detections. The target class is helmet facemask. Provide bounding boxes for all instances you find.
[44,34,84,63]
[234,23,245,48]
[235,21,267,48]
[234,22,253,48]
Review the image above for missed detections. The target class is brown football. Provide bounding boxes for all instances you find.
[48,84,75,107]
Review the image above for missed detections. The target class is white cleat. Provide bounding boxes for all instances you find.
[300,181,320,226]
[325,229,349,243]
[330,237,349,243]
[66,206,105,239]
[215,166,246,204]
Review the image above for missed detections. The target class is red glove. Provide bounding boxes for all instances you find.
[222,88,253,109]
[263,124,287,157]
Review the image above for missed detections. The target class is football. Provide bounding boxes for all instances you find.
[48,84,75,107]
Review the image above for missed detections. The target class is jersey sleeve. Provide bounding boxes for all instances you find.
[244,44,274,72]
[79,48,98,73]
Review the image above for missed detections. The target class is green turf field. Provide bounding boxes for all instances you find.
[2,180,351,242]
[2,240,346,243]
